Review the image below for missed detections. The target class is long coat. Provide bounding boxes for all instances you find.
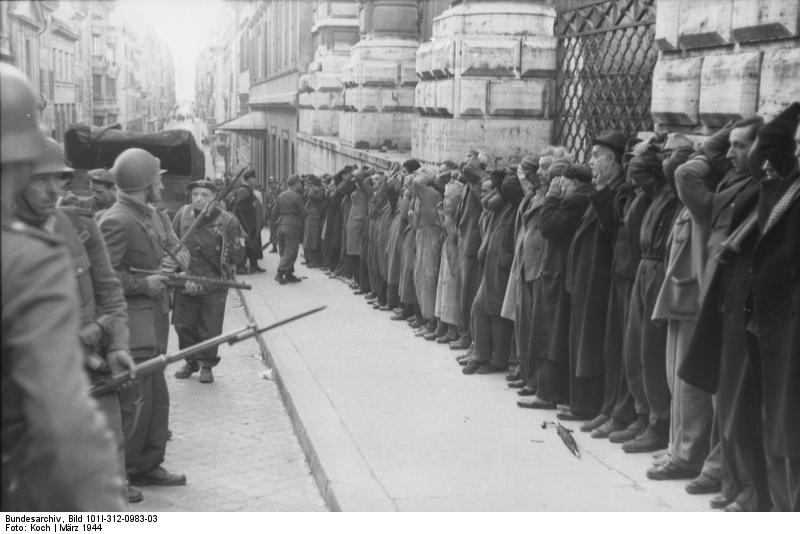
[303,184,326,251]
[565,176,623,377]
[455,183,483,332]
[387,195,410,286]
[346,183,369,256]
[480,202,516,316]
[321,184,344,255]
[412,179,443,320]
[750,178,800,457]
[530,185,593,364]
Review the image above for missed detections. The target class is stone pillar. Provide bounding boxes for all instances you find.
[298,1,360,137]
[413,0,557,165]
[652,0,800,132]
[338,0,420,150]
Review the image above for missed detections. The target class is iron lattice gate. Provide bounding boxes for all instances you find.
[554,0,658,162]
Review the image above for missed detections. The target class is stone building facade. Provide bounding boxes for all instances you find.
[200,0,798,179]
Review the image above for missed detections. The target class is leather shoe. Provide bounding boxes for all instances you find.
[505,371,521,382]
[390,314,409,321]
[476,363,506,374]
[457,357,469,367]
[580,414,608,432]
[516,396,557,409]
[250,265,266,273]
[591,417,627,439]
[609,416,647,443]
[517,385,536,397]
[423,331,439,341]
[622,425,668,453]
[462,360,481,374]
[507,379,526,389]
[174,361,199,379]
[274,273,286,285]
[127,484,143,504]
[284,273,302,283]
[646,462,699,481]
[199,367,214,384]
[129,467,187,487]
[709,495,730,509]
[685,473,721,495]
[557,411,594,422]
[378,305,392,311]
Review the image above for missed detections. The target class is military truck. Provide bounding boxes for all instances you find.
[63,124,205,217]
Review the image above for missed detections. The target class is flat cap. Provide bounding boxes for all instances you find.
[88,168,115,186]
[186,179,218,193]
[593,130,627,157]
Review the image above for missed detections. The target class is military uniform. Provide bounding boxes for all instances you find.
[171,204,245,372]
[275,188,307,277]
[48,207,130,485]
[99,193,178,479]
[2,221,126,511]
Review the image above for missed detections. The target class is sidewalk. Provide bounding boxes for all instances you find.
[135,291,326,512]
[241,245,716,511]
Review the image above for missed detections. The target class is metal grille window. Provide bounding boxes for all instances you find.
[554,0,657,162]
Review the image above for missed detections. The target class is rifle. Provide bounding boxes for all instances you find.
[90,305,326,397]
[179,166,248,246]
[716,210,759,263]
[130,267,252,291]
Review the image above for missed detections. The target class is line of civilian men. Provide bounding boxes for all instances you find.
[296,104,799,512]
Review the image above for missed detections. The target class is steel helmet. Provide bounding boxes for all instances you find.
[111,148,167,192]
[1,63,47,164]
[32,137,73,176]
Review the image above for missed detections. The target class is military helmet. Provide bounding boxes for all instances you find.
[1,63,47,164]
[111,148,166,192]
[32,137,73,176]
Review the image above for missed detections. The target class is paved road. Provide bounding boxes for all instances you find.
[132,290,326,512]
[238,241,718,511]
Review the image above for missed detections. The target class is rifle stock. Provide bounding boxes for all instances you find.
[90,305,326,397]
[130,267,252,290]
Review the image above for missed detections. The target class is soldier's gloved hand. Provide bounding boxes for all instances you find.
[107,349,136,379]
[144,274,168,296]
[184,280,204,295]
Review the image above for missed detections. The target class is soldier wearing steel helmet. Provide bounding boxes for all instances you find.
[1,62,126,511]
[98,147,190,490]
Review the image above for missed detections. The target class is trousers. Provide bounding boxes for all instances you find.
[173,289,228,368]
[277,229,300,274]
[471,283,513,369]
[120,353,169,477]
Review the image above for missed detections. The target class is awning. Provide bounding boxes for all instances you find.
[214,111,267,131]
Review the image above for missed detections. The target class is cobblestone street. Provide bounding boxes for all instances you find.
[133,290,326,512]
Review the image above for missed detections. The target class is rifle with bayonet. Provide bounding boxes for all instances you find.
[90,305,326,397]
[179,166,248,247]
[130,267,252,291]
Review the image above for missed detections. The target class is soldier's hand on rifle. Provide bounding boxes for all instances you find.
[184,280,205,295]
[107,349,136,379]
[144,274,168,296]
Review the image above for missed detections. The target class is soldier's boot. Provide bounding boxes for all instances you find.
[174,361,200,379]
[127,484,143,503]
[199,367,214,384]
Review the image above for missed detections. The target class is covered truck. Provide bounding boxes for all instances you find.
[63,124,205,216]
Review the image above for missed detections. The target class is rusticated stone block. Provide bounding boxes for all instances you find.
[488,79,547,117]
[416,42,434,79]
[355,86,381,112]
[435,79,455,116]
[400,64,417,86]
[651,56,703,126]
[371,1,419,39]
[699,52,761,127]
[758,47,800,120]
[358,60,399,87]
[520,36,557,77]
[424,82,437,114]
[654,0,680,51]
[732,0,800,42]
[414,82,428,113]
[381,87,414,112]
[430,39,455,78]
[298,92,314,109]
[460,39,519,77]
[459,79,487,117]
[678,0,733,49]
